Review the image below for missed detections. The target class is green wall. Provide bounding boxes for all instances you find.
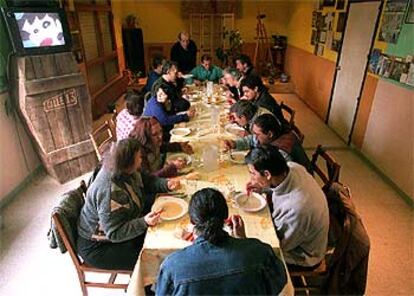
[385,23,414,57]
[0,0,12,93]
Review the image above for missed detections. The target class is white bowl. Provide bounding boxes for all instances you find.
[152,197,189,221]
[229,150,248,164]
[233,192,267,213]
[170,127,191,137]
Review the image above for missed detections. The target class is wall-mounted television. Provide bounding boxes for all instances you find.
[1,7,72,56]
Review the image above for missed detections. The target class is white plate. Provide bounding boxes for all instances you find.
[170,127,191,137]
[233,192,266,213]
[229,150,248,164]
[152,197,188,221]
[167,153,192,165]
[224,123,245,136]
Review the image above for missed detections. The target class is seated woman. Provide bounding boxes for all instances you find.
[143,83,194,143]
[129,116,192,178]
[224,113,311,172]
[156,188,287,295]
[116,90,145,141]
[77,138,180,271]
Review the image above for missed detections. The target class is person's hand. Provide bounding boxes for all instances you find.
[223,139,235,151]
[180,142,194,154]
[231,215,246,239]
[181,86,189,94]
[237,129,249,137]
[187,108,196,118]
[167,179,181,191]
[246,181,260,196]
[228,113,236,123]
[240,95,248,101]
[144,210,162,226]
[169,158,187,170]
[227,97,237,105]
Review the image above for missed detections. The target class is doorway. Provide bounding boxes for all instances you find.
[327,1,381,143]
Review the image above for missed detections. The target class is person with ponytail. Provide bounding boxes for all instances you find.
[156,188,287,295]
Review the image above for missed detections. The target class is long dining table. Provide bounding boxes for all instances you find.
[127,87,294,295]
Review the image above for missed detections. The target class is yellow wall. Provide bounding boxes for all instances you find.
[286,1,342,63]
[112,0,291,45]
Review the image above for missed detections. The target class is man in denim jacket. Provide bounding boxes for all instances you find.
[156,188,287,295]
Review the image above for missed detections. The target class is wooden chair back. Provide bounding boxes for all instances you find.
[289,183,352,294]
[291,124,305,145]
[280,101,296,127]
[90,121,116,161]
[310,145,341,187]
[52,181,131,296]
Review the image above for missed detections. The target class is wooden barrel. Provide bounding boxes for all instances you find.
[10,52,97,183]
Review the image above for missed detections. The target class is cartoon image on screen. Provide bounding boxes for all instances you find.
[15,12,65,48]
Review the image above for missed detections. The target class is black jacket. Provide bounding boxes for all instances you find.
[170,40,197,73]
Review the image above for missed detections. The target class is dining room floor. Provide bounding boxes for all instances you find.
[0,93,413,296]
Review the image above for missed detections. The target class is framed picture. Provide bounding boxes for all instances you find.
[311,30,318,45]
[323,0,335,7]
[385,0,409,12]
[406,0,414,23]
[319,31,327,43]
[378,12,405,43]
[336,0,345,10]
[337,12,346,33]
[317,43,324,56]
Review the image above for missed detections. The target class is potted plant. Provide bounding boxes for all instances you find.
[215,30,243,67]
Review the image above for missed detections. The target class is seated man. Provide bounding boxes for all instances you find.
[156,188,287,295]
[222,67,243,102]
[224,114,311,172]
[240,74,287,126]
[142,53,165,94]
[245,146,329,268]
[229,100,273,135]
[151,60,190,112]
[170,31,197,73]
[234,54,260,81]
[190,54,223,84]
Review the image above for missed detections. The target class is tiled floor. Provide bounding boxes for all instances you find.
[0,94,413,295]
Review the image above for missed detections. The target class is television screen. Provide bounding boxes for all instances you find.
[1,7,72,56]
[16,12,66,48]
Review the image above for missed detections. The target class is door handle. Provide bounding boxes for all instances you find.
[336,66,341,71]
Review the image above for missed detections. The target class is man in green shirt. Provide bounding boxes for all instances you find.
[190,54,223,84]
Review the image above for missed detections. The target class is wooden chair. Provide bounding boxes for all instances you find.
[280,101,296,127]
[90,120,116,161]
[289,183,353,295]
[310,145,341,187]
[51,181,131,296]
[292,124,305,145]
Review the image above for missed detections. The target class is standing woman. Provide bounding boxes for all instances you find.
[77,138,180,270]
[144,83,195,143]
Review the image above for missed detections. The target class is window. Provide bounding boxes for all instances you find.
[75,0,119,95]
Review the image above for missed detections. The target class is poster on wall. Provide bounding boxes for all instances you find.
[378,12,405,43]
[368,49,383,73]
[336,0,345,10]
[385,0,409,12]
[406,0,414,23]
[337,12,346,33]
[311,30,318,45]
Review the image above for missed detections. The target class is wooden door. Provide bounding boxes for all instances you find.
[190,13,234,64]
